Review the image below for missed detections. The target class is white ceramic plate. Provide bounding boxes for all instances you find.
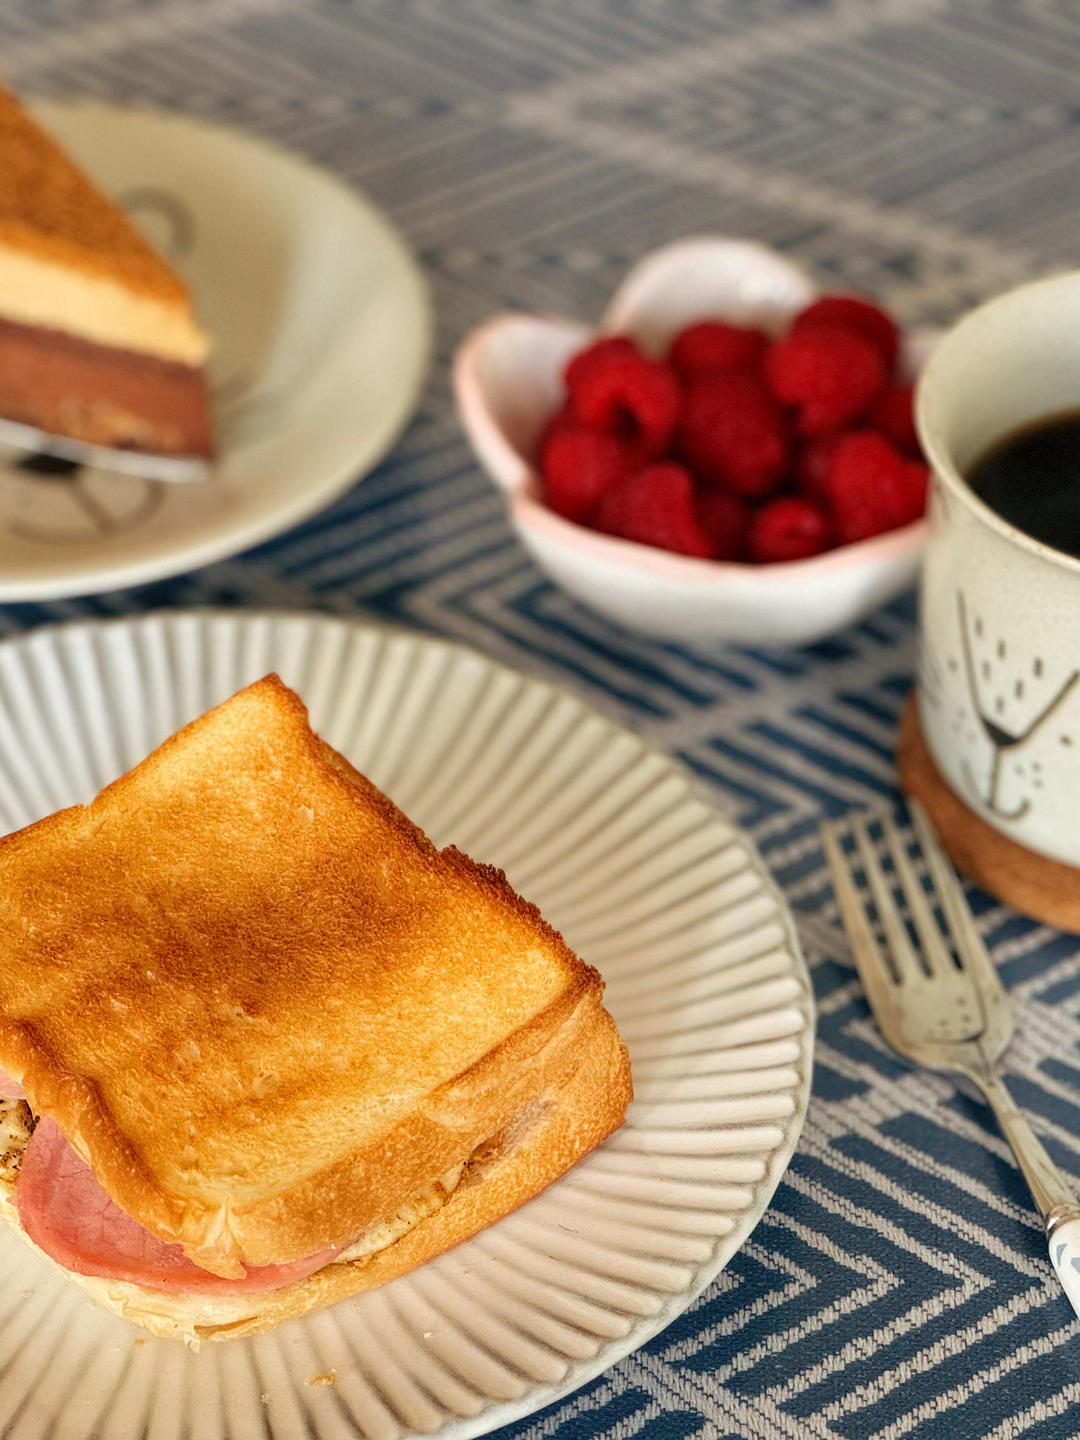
[0,611,813,1440]
[0,104,430,600]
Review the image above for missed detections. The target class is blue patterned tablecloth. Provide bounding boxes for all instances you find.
[8,2,1080,1435]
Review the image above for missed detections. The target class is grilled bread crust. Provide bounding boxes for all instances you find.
[0,676,630,1281]
[0,991,629,1343]
[3,989,630,1343]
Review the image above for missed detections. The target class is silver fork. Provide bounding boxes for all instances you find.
[822,801,1080,1317]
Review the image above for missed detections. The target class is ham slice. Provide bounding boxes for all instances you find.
[0,1065,25,1099]
[16,1118,342,1294]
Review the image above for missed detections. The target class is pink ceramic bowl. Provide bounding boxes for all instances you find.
[454,237,932,647]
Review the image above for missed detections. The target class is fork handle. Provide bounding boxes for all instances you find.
[975,1070,1080,1220]
[973,1068,1080,1317]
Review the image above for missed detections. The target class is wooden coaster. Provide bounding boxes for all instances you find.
[897,695,1080,932]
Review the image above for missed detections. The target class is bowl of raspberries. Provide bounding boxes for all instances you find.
[454,237,935,646]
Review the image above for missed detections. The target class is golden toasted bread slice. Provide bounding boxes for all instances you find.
[0,675,631,1303]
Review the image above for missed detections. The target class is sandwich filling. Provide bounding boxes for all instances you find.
[0,1086,467,1296]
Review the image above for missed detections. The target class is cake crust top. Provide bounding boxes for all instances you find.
[0,84,195,312]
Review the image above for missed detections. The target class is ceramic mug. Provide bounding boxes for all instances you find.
[915,271,1080,868]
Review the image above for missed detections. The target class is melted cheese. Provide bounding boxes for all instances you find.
[336,1163,464,1262]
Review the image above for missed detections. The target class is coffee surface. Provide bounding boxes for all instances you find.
[967,412,1080,559]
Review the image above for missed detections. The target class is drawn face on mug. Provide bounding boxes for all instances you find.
[915,272,1080,867]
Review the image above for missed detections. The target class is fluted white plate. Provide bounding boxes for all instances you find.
[0,611,814,1440]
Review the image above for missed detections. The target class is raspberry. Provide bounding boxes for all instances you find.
[595,463,712,558]
[677,371,789,497]
[868,382,920,457]
[539,424,637,523]
[749,496,832,563]
[697,487,750,562]
[826,431,929,544]
[568,352,681,459]
[764,327,886,434]
[668,321,768,380]
[794,432,844,505]
[563,336,639,391]
[792,295,900,371]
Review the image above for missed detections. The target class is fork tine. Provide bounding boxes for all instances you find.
[880,813,954,975]
[909,800,1006,1002]
[850,814,925,983]
[821,821,900,1014]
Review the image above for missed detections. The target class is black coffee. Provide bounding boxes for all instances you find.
[967,412,1080,559]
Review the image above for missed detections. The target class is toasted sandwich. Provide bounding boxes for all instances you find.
[0,675,631,1343]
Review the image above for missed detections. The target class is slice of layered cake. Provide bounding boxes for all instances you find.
[0,84,213,459]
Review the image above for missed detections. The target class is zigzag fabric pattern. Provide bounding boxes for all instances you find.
[6,1,1080,1435]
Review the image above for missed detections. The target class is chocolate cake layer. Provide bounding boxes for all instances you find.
[0,314,213,458]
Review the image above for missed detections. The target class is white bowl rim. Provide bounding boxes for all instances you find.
[600,233,819,336]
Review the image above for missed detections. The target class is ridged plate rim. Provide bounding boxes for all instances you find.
[0,610,815,1440]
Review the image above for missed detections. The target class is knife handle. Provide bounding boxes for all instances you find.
[1048,1215,1080,1318]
